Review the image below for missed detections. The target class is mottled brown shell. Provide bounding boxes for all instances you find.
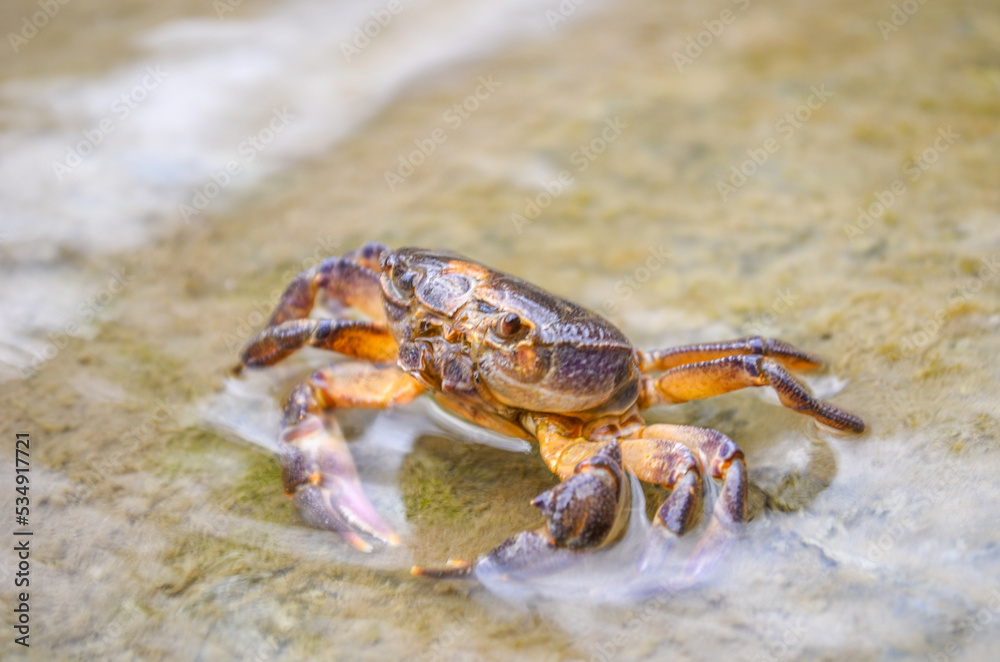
[378,247,640,426]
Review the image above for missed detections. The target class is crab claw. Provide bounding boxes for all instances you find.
[534,440,628,548]
[412,443,630,580]
[280,414,399,551]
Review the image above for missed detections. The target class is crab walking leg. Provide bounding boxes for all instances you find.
[619,434,703,537]
[280,363,424,551]
[240,319,398,368]
[640,424,744,481]
[640,355,866,433]
[619,432,704,573]
[685,457,748,576]
[627,424,748,574]
[236,243,391,373]
[637,336,823,373]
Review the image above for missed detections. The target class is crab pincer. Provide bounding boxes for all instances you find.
[279,388,399,552]
[532,440,628,548]
[412,441,630,579]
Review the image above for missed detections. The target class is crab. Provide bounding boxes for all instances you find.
[236,242,864,579]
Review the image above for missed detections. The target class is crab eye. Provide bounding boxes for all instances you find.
[497,312,522,338]
[394,269,415,293]
[384,255,414,293]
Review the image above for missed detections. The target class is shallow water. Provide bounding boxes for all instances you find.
[2,0,1000,659]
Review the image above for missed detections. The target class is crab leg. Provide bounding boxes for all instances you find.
[412,415,629,578]
[627,424,748,574]
[237,241,390,372]
[619,434,703,538]
[280,363,423,551]
[240,319,397,368]
[637,336,824,373]
[640,355,866,433]
[265,241,388,327]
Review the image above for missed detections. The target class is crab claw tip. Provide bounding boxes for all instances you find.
[344,533,374,553]
[531,488,559,514]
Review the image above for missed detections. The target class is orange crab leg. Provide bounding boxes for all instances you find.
[638,424,744,479]
[640,355,865,433]
[637,336,823,373]
[240,319,398,368]
[620,435,704,536]
[237,241,391,372]
[624,424,748,574]
[280,363,424,551]
[634,424,748,524]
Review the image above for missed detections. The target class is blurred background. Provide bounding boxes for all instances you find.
[1,0,999,659]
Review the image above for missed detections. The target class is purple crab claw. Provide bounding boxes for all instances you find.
[532,441,627,548]
[412,441,630,580]
[280,414,399,552]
